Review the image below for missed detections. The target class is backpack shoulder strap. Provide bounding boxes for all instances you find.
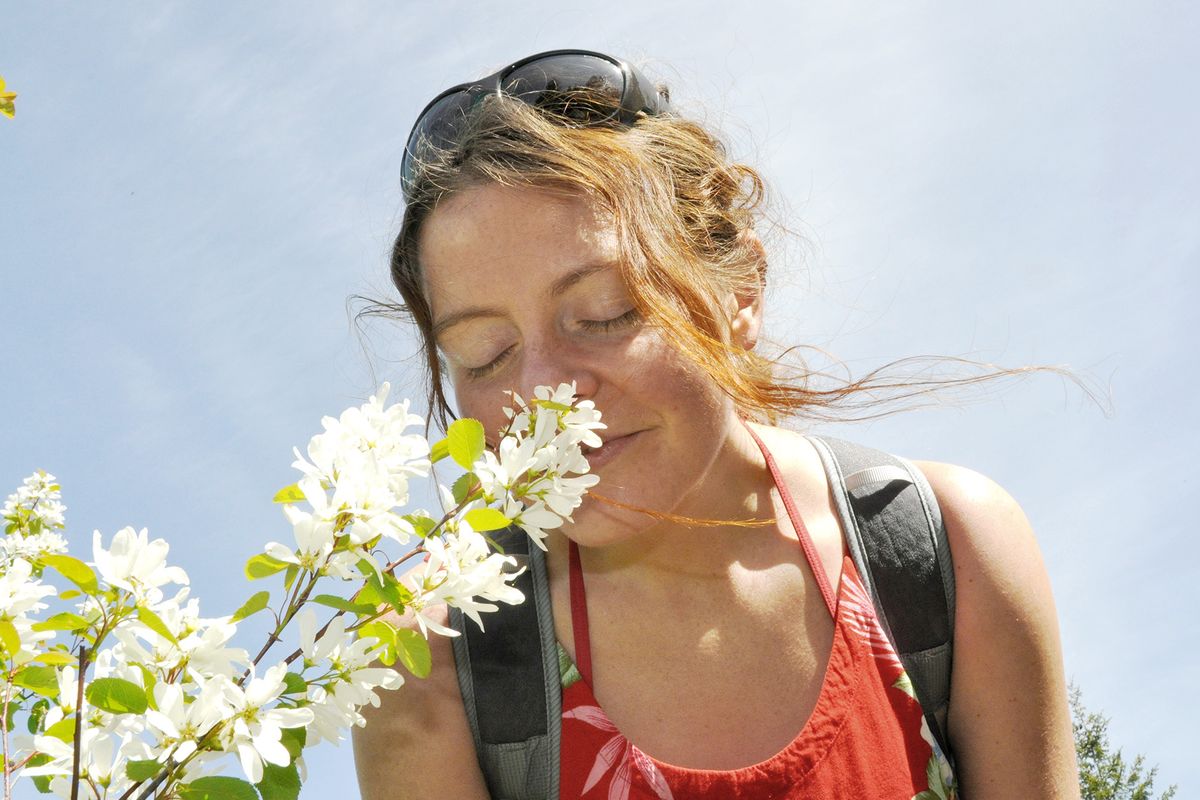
[806,434,957,759]
[448,528,561,800]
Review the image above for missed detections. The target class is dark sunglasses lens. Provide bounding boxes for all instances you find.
[504,54,626,123]
[403,90,476,187]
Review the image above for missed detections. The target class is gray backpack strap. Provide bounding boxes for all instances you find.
[807,435,956,760]
[449,528,561,800]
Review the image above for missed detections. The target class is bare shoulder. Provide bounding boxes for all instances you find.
[352,604,491,800]
[908,460,1059,608]
[909,460,1036,565]
[908,460,1080,798]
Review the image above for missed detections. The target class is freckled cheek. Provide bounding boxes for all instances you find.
[446,380,510,436]
[622,336,722,409]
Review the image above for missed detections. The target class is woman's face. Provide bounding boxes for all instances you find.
[418,182,755,546]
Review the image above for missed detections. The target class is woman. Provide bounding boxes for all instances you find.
[353,50,1079,798]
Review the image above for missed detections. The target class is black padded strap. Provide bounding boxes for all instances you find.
[807,434,956,761]
[449,527,560,799]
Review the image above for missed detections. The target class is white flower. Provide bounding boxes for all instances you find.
[408,527,525,634]
[24,727,144,796]
[0,529,67,564]
[265,503,336,569]
[475,385,603,550]
[296,610,404,746]
[291,384,432,529]
[0,558,56,662]
[2,470,67,532]
[92,527,189,602]
[107,588,249,681]
[297,609,344,665]
[146,678,231,763]
[221,663,314,784]
[0,558,56,616]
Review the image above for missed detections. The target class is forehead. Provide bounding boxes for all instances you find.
[417,183,621,310]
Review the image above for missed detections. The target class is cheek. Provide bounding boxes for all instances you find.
[449,380,514,441]
[624,333,727,413]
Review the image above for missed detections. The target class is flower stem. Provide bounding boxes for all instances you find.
[70,645,88,800]
[245,570,319,676]
[2,662,13,800]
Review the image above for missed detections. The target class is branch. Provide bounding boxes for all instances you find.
[70,645,88,800]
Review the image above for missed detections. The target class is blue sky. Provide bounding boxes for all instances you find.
[2,2,1196,796]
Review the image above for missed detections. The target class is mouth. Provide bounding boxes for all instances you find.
[581,430,643,468]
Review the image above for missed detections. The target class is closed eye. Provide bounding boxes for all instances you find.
[579,308,640,333]
[464,309,639,380]
[465,345,515,380]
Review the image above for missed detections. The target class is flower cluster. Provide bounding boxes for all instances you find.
[2,470,68,564]
[476,383,605,549]
[266,384,433,581]
[0,383,602,799]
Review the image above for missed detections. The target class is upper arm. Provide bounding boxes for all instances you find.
[913,460,1080,800]
[352,604,491,800]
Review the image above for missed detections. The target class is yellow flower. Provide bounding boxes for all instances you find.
[0,75,16,119]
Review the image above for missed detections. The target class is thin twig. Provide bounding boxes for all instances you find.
[2,665,13,800]
[70,646,87,800]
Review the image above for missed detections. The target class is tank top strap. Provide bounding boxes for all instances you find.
[567,537,594,685]
[742,423,839,617]
[567,422,839,679]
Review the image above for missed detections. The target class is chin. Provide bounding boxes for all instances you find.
[554,490,663,549]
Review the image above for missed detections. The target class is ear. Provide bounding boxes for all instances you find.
[728,228,766,350]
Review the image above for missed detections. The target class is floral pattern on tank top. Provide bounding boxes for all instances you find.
[557,556,958,800]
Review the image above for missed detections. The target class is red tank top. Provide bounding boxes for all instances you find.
[557,430,958,799]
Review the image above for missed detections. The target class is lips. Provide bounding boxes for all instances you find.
[581,430,643,469]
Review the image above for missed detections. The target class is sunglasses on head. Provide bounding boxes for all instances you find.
[400,49,670,199]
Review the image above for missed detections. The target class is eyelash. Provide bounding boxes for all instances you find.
[579,308,641,333]
[464,309,641,380]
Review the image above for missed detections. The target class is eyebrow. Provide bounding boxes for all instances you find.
[431,262,616,339]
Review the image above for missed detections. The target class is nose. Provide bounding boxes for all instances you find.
[515,339,599,403]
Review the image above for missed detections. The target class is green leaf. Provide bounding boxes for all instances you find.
[403,512,437,538]
[281,671,307,695]
[32,612,89,633]
[26,698,49,734]
[536,399,572,412]
[256,762,301,800]
[358,620,398,666]
[452,472,480,505]
[463,507,512,532]
[179,776,259,800]
[447,418,485,470]
[364,572,409,615]
[125,759,162,782]
[280,724,306,761]
[231,590,271,623]
[59,589,81,600]
[355,580,384,609]
[32,651,76,667]
[44,717,75,743]
[394,628,432,679]
[138,664,158,707]
[311,594,377,616]
[273,483,306,504]
[0,619,20,655]
[245,553,289,580]
[137,605,178,644]
[85,677,148,714]
[25,753,53,793]
[40,554,99,594]
[283,564,300,590]
[429,437,450,464]
[13,666,59,699]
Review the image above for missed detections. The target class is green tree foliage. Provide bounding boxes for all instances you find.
[1072,685,1177,800]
